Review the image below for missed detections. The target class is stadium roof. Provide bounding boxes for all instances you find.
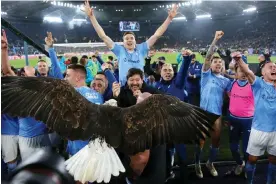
[2,1,276,24]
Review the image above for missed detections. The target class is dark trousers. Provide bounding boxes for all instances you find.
[228,114,253,165]
[188,93,200,107]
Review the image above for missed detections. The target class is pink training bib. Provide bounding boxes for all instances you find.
[229,81,254,118]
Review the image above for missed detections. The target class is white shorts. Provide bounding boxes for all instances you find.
[1,135,19,163]
[19,134,51,161]
[247,128,276,156]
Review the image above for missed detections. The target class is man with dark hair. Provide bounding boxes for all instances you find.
[65,64,87,87]
[84,0,178,85]
[111,68,166,184]
[108,55,114,62]
[71,56,78,64]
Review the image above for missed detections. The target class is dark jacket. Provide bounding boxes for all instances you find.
[186,61,202,94]
[112,83,166,184]
[115,82,162,107]
[155,56,192,102]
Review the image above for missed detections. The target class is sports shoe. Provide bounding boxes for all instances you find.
[206,160,218,177]
[195,163,203,178]
[235,161,245,175]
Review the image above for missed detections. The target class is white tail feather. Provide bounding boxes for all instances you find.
[65,138,125,183]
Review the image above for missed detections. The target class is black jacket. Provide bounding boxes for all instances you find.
[111,82,166,184]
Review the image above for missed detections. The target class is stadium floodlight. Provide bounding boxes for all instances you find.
[72,18,87,22]
[60,2,64,6]
[196,14,211,19]
[1,12,7,15]
[43,16,63,23]
[184,2,191,6]
[173,16,186,20]
[243,7,257,13]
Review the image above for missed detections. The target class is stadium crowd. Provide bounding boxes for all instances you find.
[1,1,276,184]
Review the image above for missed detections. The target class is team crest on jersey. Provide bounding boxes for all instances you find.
[85,92,98,99]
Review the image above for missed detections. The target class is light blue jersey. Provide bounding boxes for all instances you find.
[251,77,276,132]
[67,86,103,155]
[200,69,230,115]
[18,117,48,138]
[1,114,19,135]
[111,42,149,85]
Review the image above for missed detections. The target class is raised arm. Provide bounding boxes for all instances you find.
[84,0,114,49]
[203,31,224,71]
[175,50,192,88]
[45,32,64,79]
[1,29,16,76]
[146,4,178,48]
[236,58,255,84]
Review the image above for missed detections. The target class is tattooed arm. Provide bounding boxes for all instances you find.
[203,31,224,71]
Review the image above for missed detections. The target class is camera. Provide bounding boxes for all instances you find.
[7,148,75,184]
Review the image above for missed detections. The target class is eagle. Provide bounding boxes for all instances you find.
[1,76,219,183]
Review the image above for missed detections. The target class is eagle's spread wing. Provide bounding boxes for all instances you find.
[1,76,122,143]
[121,94,219,154]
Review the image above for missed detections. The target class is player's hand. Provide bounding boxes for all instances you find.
[1,29,8,50]
[84,0,94,18]
[45,32,54,47]
[168,4,179,19]
[214,31,224,40]
[112,82,121,97]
